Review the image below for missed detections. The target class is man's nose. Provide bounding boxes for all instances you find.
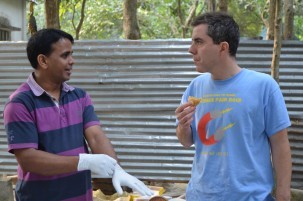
[188,44,195,55]
[70,56,75,64]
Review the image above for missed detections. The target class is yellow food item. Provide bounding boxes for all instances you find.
[149,196,168,201]
[148,186,165,196]
[93,190,130,201]
[188,96,201,106]
[93,185,165,201]
[130,193,141,201]
[114,197,131,201]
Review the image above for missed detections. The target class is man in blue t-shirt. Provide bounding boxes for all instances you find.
[3,29,153,201]
[175,12,292,201]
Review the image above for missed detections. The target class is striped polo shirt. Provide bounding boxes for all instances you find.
[4,73,100,201]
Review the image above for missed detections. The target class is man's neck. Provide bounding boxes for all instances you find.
[211,57,241,80]
[33,71,62,99]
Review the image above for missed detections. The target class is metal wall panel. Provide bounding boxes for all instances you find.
[0,40,302,189]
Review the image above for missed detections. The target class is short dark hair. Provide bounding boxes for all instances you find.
[26,28,74,69]
[191,12,240,57]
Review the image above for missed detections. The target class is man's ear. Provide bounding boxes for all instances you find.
[220,42,229,53]
[37,54,48,69]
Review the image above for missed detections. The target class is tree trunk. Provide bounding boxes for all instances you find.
[74,0,87,40]
[177,0,183,25]
[218,0,228,12]
[267,0,275,40]
[271,0,283,83]
[207,0,216,12]
[45,0,60,29]
[28,1,37,36]
[283,0,294,40]
[183,0,199,38]
[123,0,141,39]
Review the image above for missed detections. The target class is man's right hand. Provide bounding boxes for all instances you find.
[175,102,196,129]
[175,102,196,147]
[77,154,117,178]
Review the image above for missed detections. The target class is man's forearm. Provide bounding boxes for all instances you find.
[273,147,292,201]
[270,129,292,201]
[15,148,79,176]
[176,125,193,148]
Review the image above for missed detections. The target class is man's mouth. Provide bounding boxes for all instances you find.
[193,57,199,62]
[65,69,72,74]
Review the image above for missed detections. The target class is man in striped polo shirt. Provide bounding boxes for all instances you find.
[3,28,152,201]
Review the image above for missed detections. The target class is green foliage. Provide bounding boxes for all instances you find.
[294,0,303,40]
[30,0,303,41]
[294,0,303,16]
[232,0,266,38]
[60,0,123,39]
[137,0,204,39]
[294,16,303,40]
[137,0,179,39]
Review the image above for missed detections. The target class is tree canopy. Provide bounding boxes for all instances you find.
[29,0,303,41]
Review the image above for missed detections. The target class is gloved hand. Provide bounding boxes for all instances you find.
[77,154,117,178]
[112,164,153,196]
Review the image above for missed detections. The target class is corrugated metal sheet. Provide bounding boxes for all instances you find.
[0,39,302,189]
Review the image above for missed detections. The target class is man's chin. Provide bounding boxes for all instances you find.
[63,76,71,82]
[196,67,207,73]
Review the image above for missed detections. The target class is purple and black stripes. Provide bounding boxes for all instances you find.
[4,75,101,201]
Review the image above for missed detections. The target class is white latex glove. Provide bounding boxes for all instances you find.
[77,154,117,178]
[112,164,153,196]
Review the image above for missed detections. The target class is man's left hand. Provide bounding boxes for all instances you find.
[112,164,153,196]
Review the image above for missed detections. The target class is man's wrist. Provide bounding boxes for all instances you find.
[177,124,192,135]
[275,187,291,201]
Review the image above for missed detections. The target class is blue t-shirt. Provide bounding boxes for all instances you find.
[4,74,100,201]
[179,69,291,201]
